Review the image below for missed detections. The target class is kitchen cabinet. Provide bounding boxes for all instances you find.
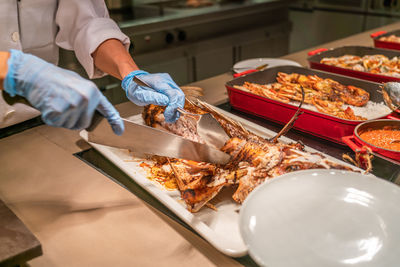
[134,47,192,84]
[312,10,365,43]
[364,14,399,30]
[289,9,365,52]
[193,45,233,81]
[238,29,290,60]
[131,20,291,86]
[289,0,400,53]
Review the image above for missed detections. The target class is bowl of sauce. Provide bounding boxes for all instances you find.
[355,119,400,161]
[359,126,400,152]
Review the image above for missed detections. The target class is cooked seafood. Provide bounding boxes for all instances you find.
[320,54,400,78]
[141,99,357,212]
[379,34,400,44]
[234,72,369,120]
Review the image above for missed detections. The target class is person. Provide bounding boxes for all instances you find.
[0,0,185,133]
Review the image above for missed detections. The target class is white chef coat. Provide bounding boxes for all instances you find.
[0,0,130,128]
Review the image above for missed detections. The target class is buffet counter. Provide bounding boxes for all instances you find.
[1,21,400,266]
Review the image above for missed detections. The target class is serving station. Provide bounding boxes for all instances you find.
[1,9,400,267]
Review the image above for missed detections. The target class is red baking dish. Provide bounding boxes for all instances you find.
[342,119,400,163]
[225,66,396,144]
[371,29,400,51]
[307,46,400,83]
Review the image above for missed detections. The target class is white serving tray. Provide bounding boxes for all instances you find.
[80,107,361,257]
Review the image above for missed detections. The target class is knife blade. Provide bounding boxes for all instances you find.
[87,114,231,165]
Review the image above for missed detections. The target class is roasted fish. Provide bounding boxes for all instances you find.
[142,99,356,212]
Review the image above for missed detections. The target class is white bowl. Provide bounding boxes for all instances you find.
[239,169,400,267]
[232,58,301,73]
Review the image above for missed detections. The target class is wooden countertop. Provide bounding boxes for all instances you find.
[0,102,240,267]
[0,200,42,266]
[1,20,400,267]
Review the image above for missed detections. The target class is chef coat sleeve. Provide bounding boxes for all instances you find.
[55,0,131,79]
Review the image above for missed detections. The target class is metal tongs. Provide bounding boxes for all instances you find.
[381,83,400,144]
[133,76,229,148]
[382,82,400,113]
[269,85,305,143]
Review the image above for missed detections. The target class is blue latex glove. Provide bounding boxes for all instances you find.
[3,49,124,135]
[122,70,185,123]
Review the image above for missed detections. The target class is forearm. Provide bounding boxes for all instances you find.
[0,52,10,90]
[92,39,139,80]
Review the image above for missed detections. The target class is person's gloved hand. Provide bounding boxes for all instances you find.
[3,49,124,135]
[122,70,185,123]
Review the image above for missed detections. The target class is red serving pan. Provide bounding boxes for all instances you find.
[307,46,400,83]
[342,119,400,163]
[371,29,400,51]
[225,65,396,145]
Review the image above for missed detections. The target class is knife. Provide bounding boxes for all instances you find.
[87,114,231,165]
[2,91,230,164]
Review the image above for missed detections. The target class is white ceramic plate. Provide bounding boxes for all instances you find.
[240,169,400,267]
[233,58,301,73]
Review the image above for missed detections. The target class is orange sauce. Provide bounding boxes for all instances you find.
[140,162,150,168]
[359,126,400,152]
[139,162,178,190]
